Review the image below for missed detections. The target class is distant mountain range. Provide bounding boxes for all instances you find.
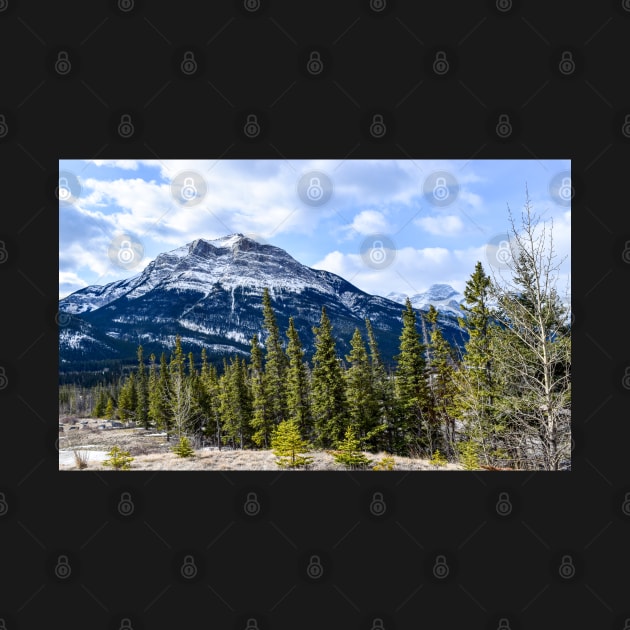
[59,234,468,373]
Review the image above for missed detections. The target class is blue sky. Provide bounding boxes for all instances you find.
[58,159,571,300]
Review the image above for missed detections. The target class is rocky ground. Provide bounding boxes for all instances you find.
[58,417,464,471]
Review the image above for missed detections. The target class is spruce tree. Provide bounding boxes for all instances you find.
[249,334,272,448]
[200,351,222,449]
[149,353,172,440]
[271,419,313,468]
[344,327,380,450]
[285,317,312,440]
[93,389,107,418]
[423,305,456,456]
[219,357,252,449]
[332,424,370,469]
[394,298,429,455]
[311,306,348,448]
[105,396,115,420]
[135,345,149,429]
[451,262,502,465]
[117,372,137,424]
[261,288,288,426]
[365,318,395,453]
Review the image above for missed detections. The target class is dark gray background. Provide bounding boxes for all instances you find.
[0,0,628,628]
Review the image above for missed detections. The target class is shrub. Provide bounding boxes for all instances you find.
[429,449,448,468]
[457,440,480,470]
[372,456,395,471]
[172,435,195,458]
[73,449,90,469]
[102,445,134,470]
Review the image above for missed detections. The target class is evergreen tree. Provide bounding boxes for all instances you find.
[105,396,115,420]
[200,350,222,449]
[332,424,370,469]
[271,419,313,468]
[365,318,396,452]
[261,288,288,426]
[311,307,348,448]
[186,351,204,437]
[117,372,137,423]
[135,345,149,429]
[285,317,312,440]
[450,262,503,465]
[149,352,172,440]
[394,298,429,455]
[93,389,107,418]
[219,357,252,449]
[249,334,272,448]
[423,305,457,456]
[345,327,380,450]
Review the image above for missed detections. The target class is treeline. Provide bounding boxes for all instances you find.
[64,195,571,470]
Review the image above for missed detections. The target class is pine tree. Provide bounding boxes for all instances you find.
[271,418,313,468]
[261,288,288,426]
[365,318,395,453]
[311,306,348,448]
[219,357,252,449]
[172,435,195,458]
[450,262,502,466]
[149,353,172,440]
[93,389,107,418]
[117,372,137,423]
[285,317,312,440]
[249,334,272,448]
[345,328,380,450]
[394,298,429,455]
[105,396,115,420]
[200,351,222,449]
[332,424,370,469]
[423,305,457,456]
[186,351,204,437]
[135,345,149,429]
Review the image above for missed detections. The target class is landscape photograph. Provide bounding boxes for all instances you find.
[58,158,571,471]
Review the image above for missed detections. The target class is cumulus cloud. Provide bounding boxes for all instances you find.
[414,214,464,236]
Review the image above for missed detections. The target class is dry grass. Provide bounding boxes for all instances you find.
[59,418,464,471]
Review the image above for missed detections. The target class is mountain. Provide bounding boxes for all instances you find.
[386,284,466,317]
[59,234,467,373]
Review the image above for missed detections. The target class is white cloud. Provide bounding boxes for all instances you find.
[414,214,464,236]
[87,160,140,170]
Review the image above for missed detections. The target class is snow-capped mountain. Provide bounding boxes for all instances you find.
[59,234,467,370]
[386,284,466,317]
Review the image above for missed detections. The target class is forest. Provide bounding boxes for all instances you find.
[59,195,571,471]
